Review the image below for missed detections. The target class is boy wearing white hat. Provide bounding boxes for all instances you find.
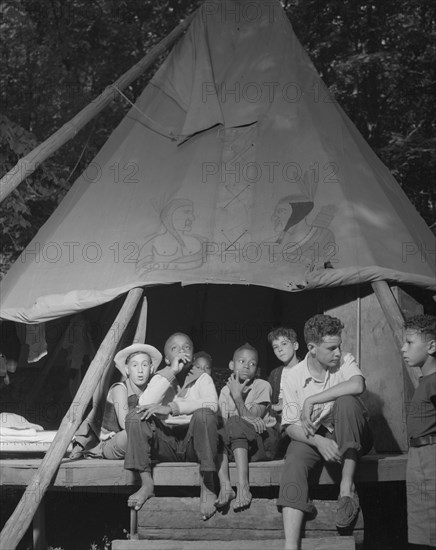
[85,343,162,460]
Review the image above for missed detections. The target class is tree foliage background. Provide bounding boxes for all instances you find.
[1,0,435,277]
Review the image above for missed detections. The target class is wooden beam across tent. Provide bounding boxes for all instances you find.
[0,287,144,550]
[0,11,196,204]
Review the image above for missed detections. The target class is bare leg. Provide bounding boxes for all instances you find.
[127,471,154,511]
[340,449,357,497]
[200,470,217,521]
[283,506,304,550]
[215,453,236,509]
[233,447,252,510]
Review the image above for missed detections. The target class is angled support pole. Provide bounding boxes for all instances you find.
[371,280,420,388]
[0,11,196,203]
[0,287,143,550]
[132,297,148,344]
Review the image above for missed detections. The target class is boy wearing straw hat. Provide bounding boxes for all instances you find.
[85,343,162,459]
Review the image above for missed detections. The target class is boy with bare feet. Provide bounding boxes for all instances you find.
[124,333,219,520]
[278,314,372,550]
[216,343,277,511]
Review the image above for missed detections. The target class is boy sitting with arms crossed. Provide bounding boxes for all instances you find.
[278,314,372,550]
[216,343,278,511]
[402,315,436,550]
[124,333,219,520]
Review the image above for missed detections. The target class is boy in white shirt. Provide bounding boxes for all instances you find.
[278,314,372,550]
[124,332,219,521]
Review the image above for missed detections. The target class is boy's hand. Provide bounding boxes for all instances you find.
[271,402,283,413]
[137,403,171,420]
[242,416,266,434]
[227,373,250,400]
[315,437,342,463]
[301,398,316,437]
[170,351,191,375]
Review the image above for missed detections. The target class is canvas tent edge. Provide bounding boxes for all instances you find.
[1,265,434,324]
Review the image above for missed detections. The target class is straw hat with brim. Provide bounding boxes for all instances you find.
[114,344,162,376]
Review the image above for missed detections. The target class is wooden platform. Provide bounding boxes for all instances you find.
[0,454,406,549]
[0,453,407,489]
[134,496,363,542]
[112,537,356,549]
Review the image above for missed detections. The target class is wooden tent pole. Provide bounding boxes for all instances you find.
[133,297,148,344]
[81,296,149,442]
[371,280,420,388]
[0,287,143,550]
[0,11,196,204]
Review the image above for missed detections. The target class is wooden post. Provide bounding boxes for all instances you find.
[0,288,143,550]
[33,498,46,550]
[371,280,420,388]
[0,11,196,204]
[130,508,139,541]
[132,297,148,344]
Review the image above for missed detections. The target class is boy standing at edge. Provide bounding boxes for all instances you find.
[278,314,372,550]
[402,315,436,549]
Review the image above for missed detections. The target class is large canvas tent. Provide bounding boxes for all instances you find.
[0,1,435,547]
[1,0,434,325]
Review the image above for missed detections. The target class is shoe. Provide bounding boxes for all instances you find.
[335,493,360,529]
[69,442,85,460]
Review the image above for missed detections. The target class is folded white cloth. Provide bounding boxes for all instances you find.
[0,412,43,431]
[0,428,57,443]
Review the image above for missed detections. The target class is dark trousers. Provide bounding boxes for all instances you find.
[222,416,279,461]
[124,408,218,474]
[277,395,373,512]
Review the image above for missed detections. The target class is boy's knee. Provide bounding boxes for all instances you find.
[335,395,360,412]
[192,407,217,425]
[125,409,142,426]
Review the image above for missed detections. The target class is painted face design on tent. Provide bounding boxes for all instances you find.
[172,204,195,232]
[267,195,338,269]
[271,200,293,232]
[136,197,206,274]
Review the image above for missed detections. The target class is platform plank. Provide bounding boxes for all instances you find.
[0,454,407,488]
[111,536,355,549]
[137,497,363,531]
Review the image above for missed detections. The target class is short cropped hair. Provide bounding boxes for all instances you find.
[267,327,298,344]
[304,314,344,345]
[193,351,213,366]
[163,332,193,356]
[404,315,436,338]
[233,343,258,358]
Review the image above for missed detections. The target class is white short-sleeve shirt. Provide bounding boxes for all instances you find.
[281,352,364,432]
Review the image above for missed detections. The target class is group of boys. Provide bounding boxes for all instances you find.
[72,312,436,550]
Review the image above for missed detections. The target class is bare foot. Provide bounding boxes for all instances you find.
[215,485,236,510]
[128,477,154,511]
[200,474,217,521]
[233,483,252,511]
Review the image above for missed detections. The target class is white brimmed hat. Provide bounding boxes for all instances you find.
[114,344,162,376]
